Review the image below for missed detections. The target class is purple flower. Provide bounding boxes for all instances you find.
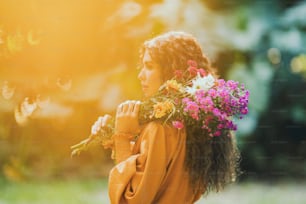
[179,73,249,137]
[213,108,221,117]
[182,97,191,103]
[195,90,205,100]
[183,100,200,120]
[226,80,238,90]
[241,107,248,115]
[208,89,217,98]
[217,79,226,86]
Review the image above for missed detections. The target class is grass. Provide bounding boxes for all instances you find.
[196,181,306,204]
[0,179,305,204]
[0,179,109,204]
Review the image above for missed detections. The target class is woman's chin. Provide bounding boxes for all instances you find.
[143,93,150,98]
[143,92,153,99]
[142,89,158,98]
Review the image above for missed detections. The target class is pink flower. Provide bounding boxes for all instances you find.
[187,60,197,67]
[216,79,226,87]
[174,69,183,79]
[217,124,224,129]
[213,108,221,117]
[188,66,198,77]
[182,97,191,104]
[226,80,238,90]
[207,89,217,98]
[184,100,198,112]
[172,120,184,129]
[195,90,205,98]
[198,68,207,77]
[214,130,221,136]
[191,112,199,120]
[183,100,200,120]
[241,107,248,114]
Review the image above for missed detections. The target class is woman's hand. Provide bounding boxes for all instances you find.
[91,114,112,135]
[115,100,141,135]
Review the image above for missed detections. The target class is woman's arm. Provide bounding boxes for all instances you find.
[112,133,134,163]
[108,122,168,204]
[112,100,141,163]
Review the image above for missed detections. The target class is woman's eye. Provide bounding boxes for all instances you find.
[146,65,153,70]
[143,62,155,70]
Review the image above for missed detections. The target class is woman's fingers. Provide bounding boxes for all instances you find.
[117,103,124,115]
[128,101,135,112]
[117,100,140,114]
[114,100,141,134]
[132,101,141,116]
[117,101,128,115]
[92,100,140,135]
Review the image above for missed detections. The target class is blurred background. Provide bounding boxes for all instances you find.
[0,0,305,203]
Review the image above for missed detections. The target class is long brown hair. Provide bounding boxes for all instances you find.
[140,31,241,194]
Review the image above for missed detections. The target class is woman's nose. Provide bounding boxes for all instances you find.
[138,69,145,81]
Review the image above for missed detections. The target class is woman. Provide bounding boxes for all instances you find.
[92,31,240,204]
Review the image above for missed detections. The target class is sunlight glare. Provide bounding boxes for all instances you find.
[1,81,15,100]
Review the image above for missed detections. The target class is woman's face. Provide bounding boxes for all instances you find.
[138,49,163,98]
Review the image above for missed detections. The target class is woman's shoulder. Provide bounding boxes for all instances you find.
[141,121,175,131]
[140,121,180,140]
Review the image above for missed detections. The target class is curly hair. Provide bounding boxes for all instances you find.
[140,31,241,195]
[140,31,217,81]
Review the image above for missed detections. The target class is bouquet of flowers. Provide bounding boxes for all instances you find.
[71,60,249,156]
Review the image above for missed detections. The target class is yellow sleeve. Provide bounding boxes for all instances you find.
[108,122,168,204]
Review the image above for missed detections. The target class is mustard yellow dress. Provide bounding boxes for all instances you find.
[108,121,202,204]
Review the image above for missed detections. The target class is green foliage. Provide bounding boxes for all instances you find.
[203,0,306,180]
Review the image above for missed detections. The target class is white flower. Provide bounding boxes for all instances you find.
[185,73,215,95]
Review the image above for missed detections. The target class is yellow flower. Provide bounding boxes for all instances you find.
[165,79,183,92]
[153,100,174,118]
